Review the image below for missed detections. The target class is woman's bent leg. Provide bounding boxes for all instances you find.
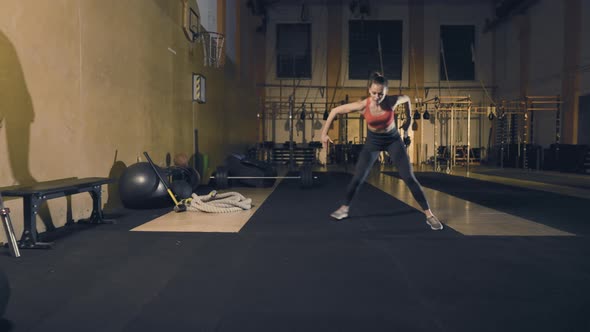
[387,139,430,211]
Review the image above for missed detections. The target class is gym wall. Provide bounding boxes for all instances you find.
[494,0,589,145]
[260,1,495,163]
[0,0,261,244]
[258,0,588,161]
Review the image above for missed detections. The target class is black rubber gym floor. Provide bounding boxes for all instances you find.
[1,172,590,332]
[240,172,462,237]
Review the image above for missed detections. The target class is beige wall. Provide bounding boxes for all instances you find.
[0,0,260,243]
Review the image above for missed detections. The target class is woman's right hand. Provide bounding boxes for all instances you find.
[321,134,333,148]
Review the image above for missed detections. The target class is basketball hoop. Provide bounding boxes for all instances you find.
[202,31,225,68]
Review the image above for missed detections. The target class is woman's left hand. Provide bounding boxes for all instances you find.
[403,130,412,147]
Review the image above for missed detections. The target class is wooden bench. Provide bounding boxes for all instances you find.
[1,177,115,249]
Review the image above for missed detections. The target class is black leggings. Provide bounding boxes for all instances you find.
[343,129,430,211]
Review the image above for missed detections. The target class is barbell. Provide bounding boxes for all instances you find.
[211,166,317,189]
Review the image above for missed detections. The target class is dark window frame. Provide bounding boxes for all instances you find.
[440,25,476,81]
[276,23,312,79]
[348,20,403,81]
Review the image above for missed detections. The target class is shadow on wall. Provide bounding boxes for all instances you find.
[0,30,57,232]
[103,150,127,211]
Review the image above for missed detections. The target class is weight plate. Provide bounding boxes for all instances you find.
[300,166,313,188]
[215,166,229,189]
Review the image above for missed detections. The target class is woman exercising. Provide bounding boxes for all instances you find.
[321,72,443,230]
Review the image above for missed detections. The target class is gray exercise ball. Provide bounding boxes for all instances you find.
[118,162,170,209]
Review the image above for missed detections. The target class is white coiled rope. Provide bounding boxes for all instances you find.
[185,190,252,213]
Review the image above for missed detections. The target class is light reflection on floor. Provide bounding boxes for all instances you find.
[346,164,581,236]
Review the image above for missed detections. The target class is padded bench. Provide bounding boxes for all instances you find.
[1,177,115,249]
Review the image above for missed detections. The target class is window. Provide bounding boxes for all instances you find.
[440,25,475,81]
[276,24,311,79]
[348,20,402,80]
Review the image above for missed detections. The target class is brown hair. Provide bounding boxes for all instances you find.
[368,72,388,88]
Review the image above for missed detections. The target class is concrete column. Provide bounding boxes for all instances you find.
[561,0,582,144]
[409,0,425,164]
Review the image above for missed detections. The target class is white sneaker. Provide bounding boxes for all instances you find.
[426,215,444,230]
[330,207,349,220]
